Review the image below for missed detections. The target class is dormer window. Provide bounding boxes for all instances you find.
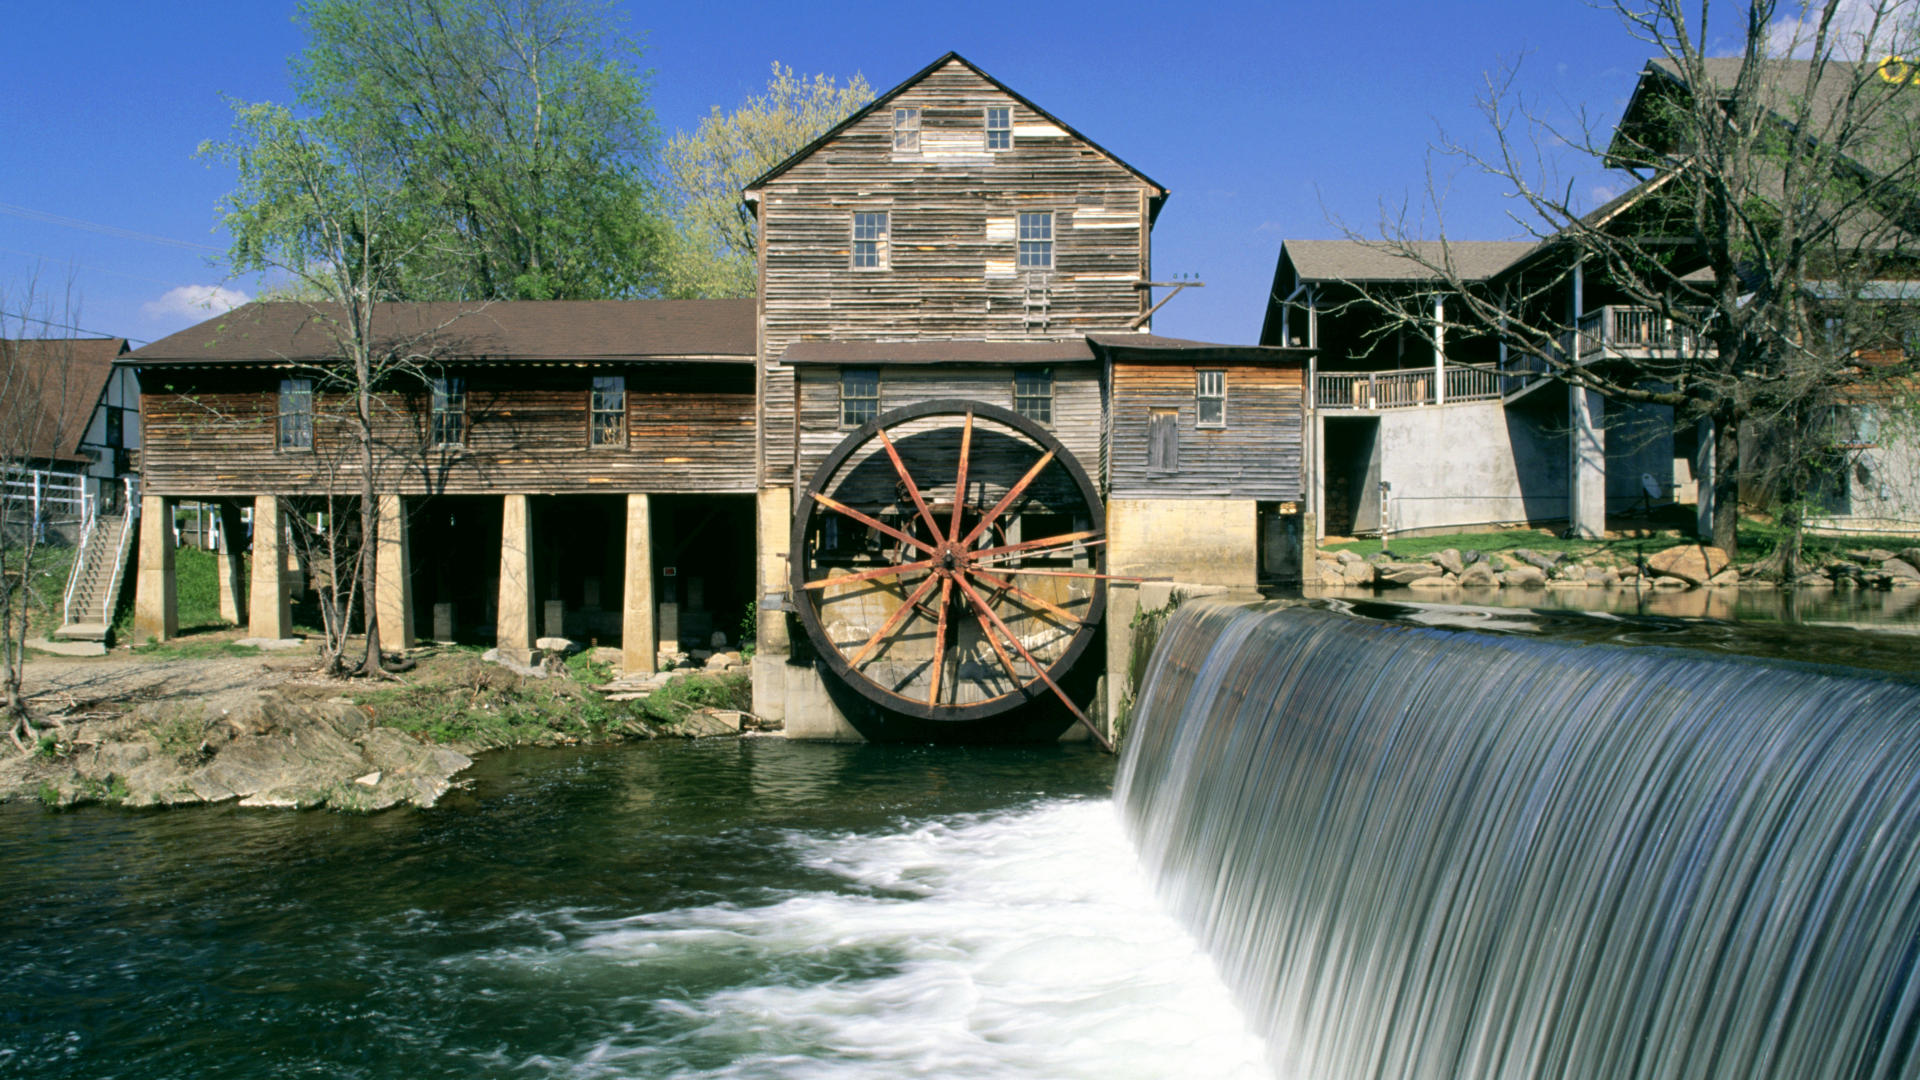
[892,107,921,151]
[986,107,1012,150]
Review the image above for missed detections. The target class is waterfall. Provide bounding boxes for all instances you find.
[1117,601,1920,1080]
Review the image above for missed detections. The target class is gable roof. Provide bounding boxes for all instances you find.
[0,338,125,463]
[743,51,1168,221]
[1282,240,1536,283]
[124,300,756,366]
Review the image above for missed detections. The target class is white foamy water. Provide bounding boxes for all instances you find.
[476,799,1273,1079]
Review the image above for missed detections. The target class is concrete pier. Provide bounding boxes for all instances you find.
[132,495,177,643]
[621,494,655,675]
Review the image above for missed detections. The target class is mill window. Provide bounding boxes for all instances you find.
[892,106,921,151]
[590,375,626,447]
[986,106,1012,150]
[841,367,880,427]
[1196,369,1227,427]
[1018,212,1053,269]
[852,212,889,269]
[1014,368,1053,424]
[430,376,466,447]
[278,377,313,450]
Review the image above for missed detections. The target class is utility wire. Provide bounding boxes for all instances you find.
[0,201,221,254]
[0,309,149,346]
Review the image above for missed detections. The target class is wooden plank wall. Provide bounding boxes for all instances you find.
[757,58,1156,486]
[137,364,756,497]
[1108,361,1307,501]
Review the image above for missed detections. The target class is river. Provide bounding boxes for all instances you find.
[0,740,1270,1079]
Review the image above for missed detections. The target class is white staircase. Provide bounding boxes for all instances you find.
[53,480,138,643]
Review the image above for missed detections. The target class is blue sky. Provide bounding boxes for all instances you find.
[1,1,1690,346]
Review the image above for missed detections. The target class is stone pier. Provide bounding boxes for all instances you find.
[216,501,247,626]
[249,495,292,640]
[621,493,655,675]
[374,494,414,650]
[496,494,535,663]
[132,494,177,643]
[1569,388,1607,539]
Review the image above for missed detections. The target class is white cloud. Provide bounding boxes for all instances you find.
[142,284,249,320]
[1766,0,1919,59]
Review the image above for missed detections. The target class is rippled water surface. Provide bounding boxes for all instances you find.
[0,741,1270,1079]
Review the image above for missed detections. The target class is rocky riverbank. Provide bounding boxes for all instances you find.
[1315,543,1920,592]
[3,644,762,811]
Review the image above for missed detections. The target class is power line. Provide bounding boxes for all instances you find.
[0,201,221,254]
[0,309,149,346]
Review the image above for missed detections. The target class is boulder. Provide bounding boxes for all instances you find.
[1852,548,1898,564]
[535,636,574,653]
[1509,548,1561,573]
[1901,547,1920,568]
[1487,556,1509,572]
[1462,549,1484,566]
[1501,566,1547,588]
[1378,562,1445,587]
[1647,544,1731,586]
[1430,548,1465,576]
[1315,559,1344,582]
[1458,563,1499,587]
[1344,561,1378,586]
[1407,575,1454,590]
[1706,567,1740,587]
[1882,558,1920,581]
[1335,550,1363,565]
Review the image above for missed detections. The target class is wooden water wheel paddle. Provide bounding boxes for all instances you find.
[790,399,1119,750]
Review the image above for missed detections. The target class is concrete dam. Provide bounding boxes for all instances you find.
[1119,602,1920,1079]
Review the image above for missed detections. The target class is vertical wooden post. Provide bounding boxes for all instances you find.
[249,495,292,640]
[1433,293,1447,405]
[132,494,177,643]
[374,494,414,651]
[496,494,535,663]
[621,493,655,675]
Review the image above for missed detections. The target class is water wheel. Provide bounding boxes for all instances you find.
[789,399,1115,749]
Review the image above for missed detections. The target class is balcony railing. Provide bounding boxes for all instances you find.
[1317,365,1506,410]
[1576,305,1707,360]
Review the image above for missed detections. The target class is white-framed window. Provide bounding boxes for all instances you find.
[1196,370,1226,427]
[1018,211,1053,269]
[590,375,626,447]
[430,376,466,447]
[852,212,889,269]
[986,106,1012,150]
[841,368,880,427]
[1013,368,1053,424]
[278,377,313,450]
[892,106,921,151]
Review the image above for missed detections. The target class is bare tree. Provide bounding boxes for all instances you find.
[1,276,86,752]
[1335,0,1920,570]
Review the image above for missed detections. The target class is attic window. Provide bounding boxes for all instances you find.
[986,107,1012,150]
[893,107,921,152]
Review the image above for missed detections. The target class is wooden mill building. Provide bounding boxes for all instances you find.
[119,52,1310,743]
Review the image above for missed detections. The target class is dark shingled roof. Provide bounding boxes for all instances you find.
[125,300,756,366]
[1087,333,1310,363]
[1283,240,1536,283]
[1,338,126,463]
[780,339,1096,366]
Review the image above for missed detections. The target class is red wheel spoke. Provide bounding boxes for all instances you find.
[968,567,1084,627]
[811,493,939,556]
[954,576,1113,752]
[846,572,942,668]
[959,449,1055,549]
[970,531,1103,561]
[877,427,946,545]
[927,576,954,706]
[966,594,1025,688]
[948,411,973,541]
[799,558,934,591]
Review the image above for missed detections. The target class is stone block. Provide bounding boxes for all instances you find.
[1430,548,1465,576]
[1647,544,1730,586]
[1501,567,1547,588]
[543,600,565,639]
[433,602,455,641]
[1882,558,1920,581]
[1458,563,1498,588]
[1378,562,1443,586]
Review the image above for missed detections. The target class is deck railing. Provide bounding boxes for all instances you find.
[1576,305,1706,360]
[1317,365,1507,410]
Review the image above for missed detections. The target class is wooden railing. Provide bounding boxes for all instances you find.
[1576,305,1705,360]
[1317,365,1506,410]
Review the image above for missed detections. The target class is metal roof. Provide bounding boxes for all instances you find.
[1282,240,1536,283]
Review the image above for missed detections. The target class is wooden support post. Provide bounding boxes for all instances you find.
[132,494,176,643]
[496,494,536,663]
[249,495,292,640]
[1433,293,1447,405]
[621,493,655,675]
[216,501,246,626]
[374,494,414,651]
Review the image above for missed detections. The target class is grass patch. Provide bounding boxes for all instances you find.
[130,640,262,660]
[1323,517,1919,567]
[111,545,233,641]
[637,671,751,725]
[355,651,640,747]
[4,542,78,641]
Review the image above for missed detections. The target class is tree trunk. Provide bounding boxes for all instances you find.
[1711,412,1740,561]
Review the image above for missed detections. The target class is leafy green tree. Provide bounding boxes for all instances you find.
[661,63,874,297]
[289,0,666,300]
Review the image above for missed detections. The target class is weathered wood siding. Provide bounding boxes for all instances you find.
[136,364,756,497]
[757,58,1157,485]
[1108,361,1306,500]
